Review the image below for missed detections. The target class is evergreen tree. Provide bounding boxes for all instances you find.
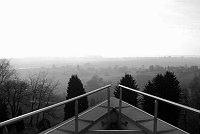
[142,71,182,126]
[15,108,25,132]
[114,74,139,107]
[64,75,88,120]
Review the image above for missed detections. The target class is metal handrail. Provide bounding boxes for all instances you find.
[119,84,199,134]
[119,84,200,114]
[0,84,111,128]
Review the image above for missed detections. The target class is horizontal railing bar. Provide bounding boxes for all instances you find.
[85,130,143,133]
[43,100,108,134]
[119,85,200,114]
[90,130,142,131]
[0,84,111,128]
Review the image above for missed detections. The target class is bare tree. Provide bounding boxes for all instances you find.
[1,78,28,118]
[0,59,16,100]
[42,81,59,119]
[27,72,59,126]
[0,59,15,85]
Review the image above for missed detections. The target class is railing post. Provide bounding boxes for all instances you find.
[153,100,158,134]
[107,87,110,125]
[75,100,78,134]
[119,86,122,125]
[4,126,8,134]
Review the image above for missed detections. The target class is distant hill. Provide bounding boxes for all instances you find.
[10,56,200,69]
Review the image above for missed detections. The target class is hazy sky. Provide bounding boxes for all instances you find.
[0,0,200,58]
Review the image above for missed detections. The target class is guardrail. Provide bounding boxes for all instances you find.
[1,83,198,134]
[0,84,111,133]
[119,84,200,134]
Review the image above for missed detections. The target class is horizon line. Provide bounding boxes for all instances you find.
[4,55,200,59]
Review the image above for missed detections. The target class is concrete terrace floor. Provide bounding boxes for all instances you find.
[40,97,188,134]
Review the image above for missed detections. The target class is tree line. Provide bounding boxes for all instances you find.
[0,59,59,133]
[114,73,200,134]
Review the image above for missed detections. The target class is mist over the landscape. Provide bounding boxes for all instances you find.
[11,56,200,95]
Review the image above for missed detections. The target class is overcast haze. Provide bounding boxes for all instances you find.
[0,0,200,58]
